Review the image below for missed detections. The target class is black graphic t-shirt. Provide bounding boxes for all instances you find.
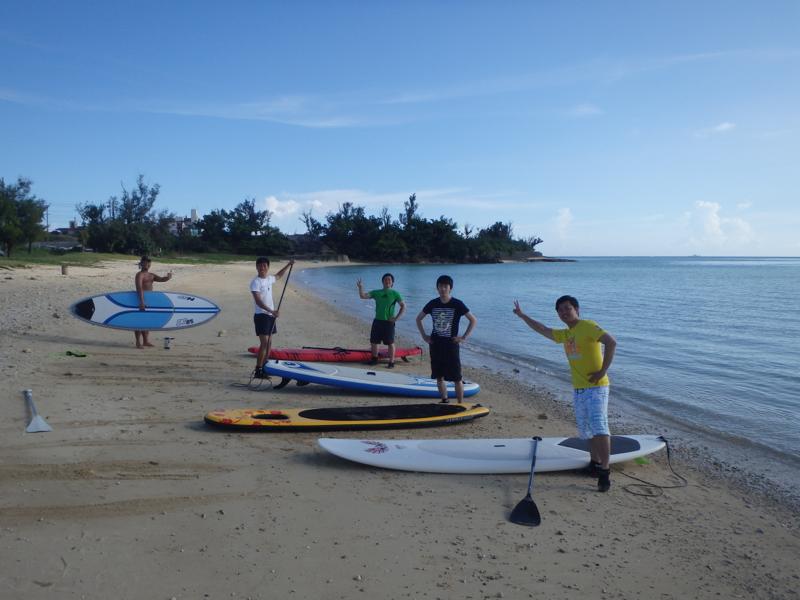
[422,297,469,340]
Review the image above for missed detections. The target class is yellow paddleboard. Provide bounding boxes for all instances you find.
[204,402,489,431]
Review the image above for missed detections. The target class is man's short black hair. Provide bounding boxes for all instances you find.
[139,255,151,266]
[382,273,395,283]
[256,256,270,266]
[436,275,454,289]
[555,295,579,311]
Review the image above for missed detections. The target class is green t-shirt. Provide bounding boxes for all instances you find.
[369,289,403,321]
[552,319,609,389]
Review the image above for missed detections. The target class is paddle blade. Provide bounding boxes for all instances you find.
[26,415,53,433]
[509,494,541,527]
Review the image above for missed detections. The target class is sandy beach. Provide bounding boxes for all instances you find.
[1,259,798,600]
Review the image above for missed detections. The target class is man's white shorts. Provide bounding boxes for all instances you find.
[573,386,610,439]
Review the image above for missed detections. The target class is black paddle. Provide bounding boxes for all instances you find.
[509,436,542,526]
[264,260,294,360]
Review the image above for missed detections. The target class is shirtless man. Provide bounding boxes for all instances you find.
[135,256,172,348]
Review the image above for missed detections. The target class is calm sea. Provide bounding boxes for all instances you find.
[297,257,800,498]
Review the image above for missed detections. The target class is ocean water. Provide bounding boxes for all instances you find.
[297,257,800,497]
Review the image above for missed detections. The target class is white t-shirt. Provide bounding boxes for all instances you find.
[250,275,276,314]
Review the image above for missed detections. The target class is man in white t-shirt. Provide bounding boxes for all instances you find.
[251,256,294,378]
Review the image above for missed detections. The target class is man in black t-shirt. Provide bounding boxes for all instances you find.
[415,274,477,403]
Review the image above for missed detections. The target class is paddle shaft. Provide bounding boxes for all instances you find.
[265,262,294,358]
[525,437,541,497]
[274,261,293,313]
[24,389,39,417]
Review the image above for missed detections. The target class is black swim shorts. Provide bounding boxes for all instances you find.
[369,319,396,345]
[429,339,462,382]
[254,313,277,336]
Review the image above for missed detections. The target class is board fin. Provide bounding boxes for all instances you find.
[273,378,291,390]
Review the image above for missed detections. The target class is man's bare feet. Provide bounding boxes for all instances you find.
[143,342,154,347]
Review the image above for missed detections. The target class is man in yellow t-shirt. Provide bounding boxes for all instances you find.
[513,295,617,492]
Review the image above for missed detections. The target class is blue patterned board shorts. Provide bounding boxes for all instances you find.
[573,386,610,439]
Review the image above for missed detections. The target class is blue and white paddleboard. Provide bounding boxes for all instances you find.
[264,360,480,398]
[318,435,666,474]
[70,291,221,331]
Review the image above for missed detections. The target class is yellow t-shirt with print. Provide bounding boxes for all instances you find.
[552,319,609,389]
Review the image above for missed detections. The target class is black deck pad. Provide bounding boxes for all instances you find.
[299,403,468,422]
[558,435,641,455]
[74,299,96,320]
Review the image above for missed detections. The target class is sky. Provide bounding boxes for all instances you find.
[1,1,799,256]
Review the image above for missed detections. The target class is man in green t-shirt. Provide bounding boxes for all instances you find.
[356,273,406,368]
[513,295,617,492]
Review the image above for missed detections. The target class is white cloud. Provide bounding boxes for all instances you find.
[736,201,752,210]
[695,121,737,138]
[263,195,300,218]
[684,201,753,249]
[555,208,573,238]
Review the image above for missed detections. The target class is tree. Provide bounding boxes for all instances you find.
[300,209,325,239]
[199,209,229,251]
[399,193,420,229]
[75,175,163,254]
[0,177,47,256]
[228,198,271,250]
[118,175,159,225]
[479,221,514,241]
[77,202,110,252]
[18,197,49,253]
[399,193,427,260]
[527,236,544,253]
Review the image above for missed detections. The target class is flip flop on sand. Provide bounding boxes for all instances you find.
[65,350,87,357]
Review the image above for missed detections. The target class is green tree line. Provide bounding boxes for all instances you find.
[2,175,542,262]
[76,175,291,256]
[303,193,540,262]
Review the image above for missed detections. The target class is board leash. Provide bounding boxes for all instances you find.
[619,436,688,497]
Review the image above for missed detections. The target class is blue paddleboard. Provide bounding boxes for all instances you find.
[264,360,480,398]
[70,291,221,331]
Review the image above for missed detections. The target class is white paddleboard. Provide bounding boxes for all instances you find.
[71,291,221,331]
[265,360,480,398]
[318,435,665,473]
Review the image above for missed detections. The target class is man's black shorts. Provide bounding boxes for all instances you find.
[369,319,395,345]
[429,339,462,382]
[254,313,277,336]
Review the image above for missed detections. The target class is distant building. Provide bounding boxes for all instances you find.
[51,220,80,236]
[168,209,200,236]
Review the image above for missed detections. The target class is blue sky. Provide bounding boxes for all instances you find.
[2,1,798,256]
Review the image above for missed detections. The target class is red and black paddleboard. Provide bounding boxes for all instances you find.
[246,345,423,362]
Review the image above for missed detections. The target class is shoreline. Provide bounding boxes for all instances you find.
[0,260,798,599]
[293,270,800,519]
[297,263,800,515]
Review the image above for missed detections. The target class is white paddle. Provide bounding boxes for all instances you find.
[24,389,52,433]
